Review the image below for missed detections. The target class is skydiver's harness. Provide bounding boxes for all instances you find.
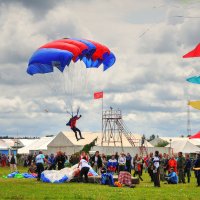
[66,107,80,126]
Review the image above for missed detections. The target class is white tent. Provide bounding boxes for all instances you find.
[47,131,159,156]
[18,137,54,154]
[166,140,200,154]
[0,139,10,150]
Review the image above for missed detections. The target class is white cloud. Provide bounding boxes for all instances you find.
[1,0,200,137]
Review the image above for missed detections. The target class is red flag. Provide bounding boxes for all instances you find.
[94,91,103,99]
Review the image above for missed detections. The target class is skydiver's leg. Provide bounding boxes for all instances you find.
[71,127,79,140]
[75,127,84,139]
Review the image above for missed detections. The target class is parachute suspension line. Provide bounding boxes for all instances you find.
[61,72,73,114]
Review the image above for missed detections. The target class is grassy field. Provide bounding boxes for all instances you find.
[0,167,200,200]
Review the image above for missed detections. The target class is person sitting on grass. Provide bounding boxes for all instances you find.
[78,156,90,183]
[165,168,178,184]
[28,161,37,173]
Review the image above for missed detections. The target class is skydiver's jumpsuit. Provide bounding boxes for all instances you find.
[70,116,83,140]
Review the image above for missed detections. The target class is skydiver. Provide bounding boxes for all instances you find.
[67,114,84,141]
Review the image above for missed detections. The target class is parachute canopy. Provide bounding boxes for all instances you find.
[186,76,200,84]
[27,38,116,75]
[188,100,200,110]
[183,43,200,58]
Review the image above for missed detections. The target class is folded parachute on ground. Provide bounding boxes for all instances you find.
[27,38,116,75]
[6,172,36,179]
[41,164,98,183]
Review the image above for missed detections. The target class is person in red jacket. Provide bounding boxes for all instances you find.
[69,115,84,141]
[168,156,177,173]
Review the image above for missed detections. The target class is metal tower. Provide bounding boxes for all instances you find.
[101,108,124,149]
[101,107,148,156]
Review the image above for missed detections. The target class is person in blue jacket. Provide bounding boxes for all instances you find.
[165,168,178,184]
[48,153,56,170]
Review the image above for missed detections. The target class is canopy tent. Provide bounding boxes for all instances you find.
[166,140,200,154]
[189,131,200,139]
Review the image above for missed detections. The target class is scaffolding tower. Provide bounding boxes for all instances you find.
[101,107,148,156]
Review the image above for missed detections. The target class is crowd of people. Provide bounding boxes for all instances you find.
[1,150,200,186]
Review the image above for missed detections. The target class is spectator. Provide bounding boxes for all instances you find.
[163,153,169,176]
[153,151,160,187]
[28,161,37,173]
[133,156,143,181]
[159,153,165,181]
[177,152,186,184]
[78,156,90,183]
[165,168,178,184]
[148,153,154,182]
[194,153,200,187]
[1,154,7,167]
[56,151,66,170]
[107,155,118,173]
[115,152,119,173]
[80,151,89,162]
[90,151,102,174]
[168,155,177,173]
[35,151,47,181]
[126,153,132,173]
[184,154,192,183]
[101,153,107,168]
[118,152,126,172]
[9,153,17,172]
[143,154,149,173]
[48,153,56,170]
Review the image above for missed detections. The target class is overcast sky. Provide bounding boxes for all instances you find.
[1,0,200,138]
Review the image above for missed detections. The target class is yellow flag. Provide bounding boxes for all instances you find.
[188,101,200,110]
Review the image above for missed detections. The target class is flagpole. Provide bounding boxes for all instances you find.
[102,94,104,134]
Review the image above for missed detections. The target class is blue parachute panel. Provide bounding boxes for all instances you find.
[82,57,101,68]
[103,52,116,71]
[187,76,200,84]
[27,48,73,75]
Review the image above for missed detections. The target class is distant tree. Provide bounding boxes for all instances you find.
[187,134,191,138]
[45,135,54,137]
[81,137,97,153]
[155,141,169,147]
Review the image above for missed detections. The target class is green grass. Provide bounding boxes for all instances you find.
[0,167,200,200]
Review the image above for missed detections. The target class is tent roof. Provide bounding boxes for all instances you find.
[159,137,188,143]
[48,131,153,147]
[2,139,16,147]
[189,131,200,139]
[17,139,37,147]
[166,140,200,154]
[18,137,55,154]
[0,139,10,150]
